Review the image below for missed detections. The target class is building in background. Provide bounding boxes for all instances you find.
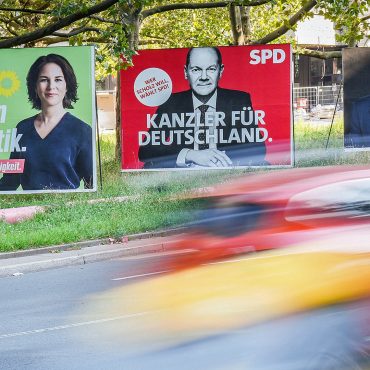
[294,15,343,88]
[96,75,117,131]
[293,15,348,119]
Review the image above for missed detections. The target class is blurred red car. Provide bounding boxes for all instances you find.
[168,165,370,268]
[84,166,370,369]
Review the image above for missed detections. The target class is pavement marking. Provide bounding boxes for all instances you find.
[116,248,196,261]
[112,256,252,280]
[202,255,253,266]
[0,312,149,339]
[112,270,170,281]
[112,255,252,280]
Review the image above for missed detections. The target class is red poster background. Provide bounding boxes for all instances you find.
[120,44,292,170]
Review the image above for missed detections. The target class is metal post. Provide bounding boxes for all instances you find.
[325,81,343,149]
[95,94,103,191]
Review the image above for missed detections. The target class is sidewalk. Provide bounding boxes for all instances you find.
[0,228,186,278]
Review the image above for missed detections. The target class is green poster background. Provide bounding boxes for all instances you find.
[0,46,96,192]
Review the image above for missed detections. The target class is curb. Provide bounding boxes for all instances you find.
[0,226,187,260]
[0,227,188,278]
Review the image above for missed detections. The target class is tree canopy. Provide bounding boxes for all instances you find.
[0,0,368,77]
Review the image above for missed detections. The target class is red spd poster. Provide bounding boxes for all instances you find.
[120,44,293,170]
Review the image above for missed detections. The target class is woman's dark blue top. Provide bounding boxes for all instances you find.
[0,112,93,190]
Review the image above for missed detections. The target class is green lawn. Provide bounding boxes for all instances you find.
[0,118,368,252]
[294,117,370,166]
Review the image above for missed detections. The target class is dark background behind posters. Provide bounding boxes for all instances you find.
[343,48,370,136]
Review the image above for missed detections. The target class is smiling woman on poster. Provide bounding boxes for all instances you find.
[0,54,93,191]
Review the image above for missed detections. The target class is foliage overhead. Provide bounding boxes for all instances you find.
[0,0,368,77]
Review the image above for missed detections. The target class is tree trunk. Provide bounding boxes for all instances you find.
[115,70,122,161]
[229,5,251,45]
[115,12,141,161]
[229,5,244,45]
[240,6,251,44]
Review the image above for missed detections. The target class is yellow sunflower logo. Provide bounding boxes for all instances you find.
[0,71,21,97]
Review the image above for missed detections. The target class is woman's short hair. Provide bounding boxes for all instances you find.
[27,54,78,110]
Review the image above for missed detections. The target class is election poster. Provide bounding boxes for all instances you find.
[120,44,293,171]
[0,46,97,193]
[343,48,370,150]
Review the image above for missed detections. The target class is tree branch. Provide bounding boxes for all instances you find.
[0,0,119,48]
[294,47,342,60]
[41,35,109,45]
[0,7,118,24]
[139,39,167,45]
[0,7,48,15]
[90,14,118,24]
[142,0,272,19]
[252,0,317,44]
[52,27,101,37]
[140,33,167,42]
[4,22,18,37]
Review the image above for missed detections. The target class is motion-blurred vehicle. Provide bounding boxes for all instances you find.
[78,166,370,369]
[168,165,370,269]
[85,242,370,370]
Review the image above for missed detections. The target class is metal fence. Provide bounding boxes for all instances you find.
[293,85,343,120]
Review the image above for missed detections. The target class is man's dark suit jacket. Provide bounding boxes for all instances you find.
[345,95,370,148]
[138,88,267,168]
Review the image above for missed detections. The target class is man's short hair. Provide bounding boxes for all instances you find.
[185,47,223,68]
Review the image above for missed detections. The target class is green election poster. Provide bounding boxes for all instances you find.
[0,46,97,194]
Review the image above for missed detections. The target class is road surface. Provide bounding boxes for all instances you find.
[0,252,368,370]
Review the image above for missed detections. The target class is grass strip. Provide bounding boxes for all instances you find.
[1,117,369,251]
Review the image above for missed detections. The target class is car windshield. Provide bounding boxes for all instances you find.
[286,178,370,223]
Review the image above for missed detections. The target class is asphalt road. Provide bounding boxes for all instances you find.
[0,252,174,370]
[0,253,369,370]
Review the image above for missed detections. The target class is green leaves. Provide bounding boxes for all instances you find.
[315,0,369,45]
[140,4,231,49]
[50,1,89,17]
[0,0,369,76]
